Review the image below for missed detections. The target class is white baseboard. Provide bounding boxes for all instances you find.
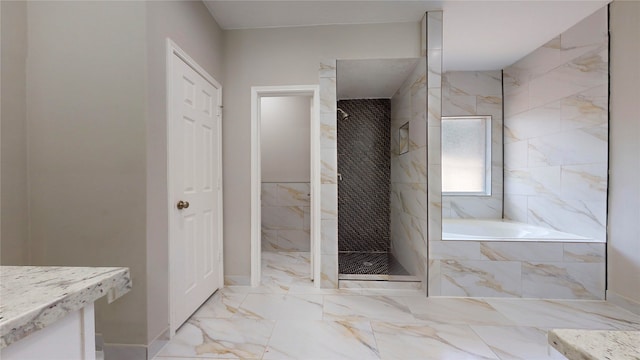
[103,343,147,360]
[224,275,250,286]
[147,327,170,360]
[607,290,640,315]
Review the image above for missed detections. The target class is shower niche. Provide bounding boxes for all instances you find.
[336,58,425,283]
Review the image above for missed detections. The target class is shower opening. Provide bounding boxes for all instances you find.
[336,98,411,281]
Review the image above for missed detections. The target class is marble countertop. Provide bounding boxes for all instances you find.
[549,329,640,360]
[0,266,131,349]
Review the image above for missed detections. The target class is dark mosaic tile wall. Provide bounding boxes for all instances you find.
[337,99,391,252]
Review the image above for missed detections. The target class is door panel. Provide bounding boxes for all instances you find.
[170,51,221,331]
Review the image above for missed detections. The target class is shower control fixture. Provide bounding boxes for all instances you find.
[337,108,350,121]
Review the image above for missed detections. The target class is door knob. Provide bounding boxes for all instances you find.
[177,200,190,210]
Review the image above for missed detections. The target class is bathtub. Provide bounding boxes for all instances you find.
[442,218,602,242]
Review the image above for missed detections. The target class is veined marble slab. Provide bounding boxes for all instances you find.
[549,329,640,360]
[0,266,131,348]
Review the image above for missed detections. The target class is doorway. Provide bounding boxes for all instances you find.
[250,86,321,288]
[167,40,224,334]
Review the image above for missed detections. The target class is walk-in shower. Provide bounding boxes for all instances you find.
[336,99,410,278]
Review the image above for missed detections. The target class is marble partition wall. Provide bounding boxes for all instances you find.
[425,12,443,296]
[389,54,428,286]
[442,71,503,219]
[261,182,310,252]
[503,7,608,243]
[319,60,339,288]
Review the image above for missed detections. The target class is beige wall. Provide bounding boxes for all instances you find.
[0,1,28,265]
[223,22,420,277]
[608,1,640,308]
[26,1,148,345]
[261,96,310,182]
[145,0,225,345]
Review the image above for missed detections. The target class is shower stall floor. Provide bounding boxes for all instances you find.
[338,252,410,277]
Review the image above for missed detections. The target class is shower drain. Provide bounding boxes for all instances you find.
[363,261,374,266]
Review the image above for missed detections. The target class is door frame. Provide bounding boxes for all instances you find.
[250,85,321,288]
[166,39,224,335]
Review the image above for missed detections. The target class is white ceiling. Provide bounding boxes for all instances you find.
[337,58,420,100]
[204,0,609,71]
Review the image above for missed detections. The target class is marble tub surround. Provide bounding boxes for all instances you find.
[154,251,640,360]
[432,241,605,299]
[549,329,640,360]
[503,7,608,243]
[0,266,131,348]
[442,71,503,219]
[261,182,310,252]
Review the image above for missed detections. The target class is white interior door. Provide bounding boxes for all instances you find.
[169,46,222,332]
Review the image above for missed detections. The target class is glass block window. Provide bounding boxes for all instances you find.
[442,116,492,195]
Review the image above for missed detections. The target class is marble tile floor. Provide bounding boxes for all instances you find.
[154,252,640,359]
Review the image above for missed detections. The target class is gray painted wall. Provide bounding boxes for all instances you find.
[608,0,640,310]
[0,1,28,265]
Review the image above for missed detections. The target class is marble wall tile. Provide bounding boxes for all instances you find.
[445,71,502,96]
[522,261,605,299]
[504,141,528,170]
[504,166,561,196]
[428,259,441,296]
[527,197,606,241]
[441,71,504,220]
[320,184,337,219]
[319,77,336,114]
[320,219,337,255]
[319,62,337,289]
[262,229,279,251]
[442,95,476,115]
[409,117,427,151]
[320,253,338,288]
[262,205,305,230]
[430,241,481,260]
[528,46,608,109]
[426,11,443,50]
[262,182,311,251]
[319,59,336,78]
[441,260,522,298]
[560,164,607,202]
[563,243,605,263]
[504,101,562,142]
[427,50,442,89]
[303,206,310,230]
[504,195,528,222]
[277,183,310,206]
[261,183,278,206]
[320,112,337,149]
[480,242,564,262]
[277,230,311,252]
[449,198,502,219]
[320,148,337,184]
[397,182,428,220]
[561,85,608,131]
